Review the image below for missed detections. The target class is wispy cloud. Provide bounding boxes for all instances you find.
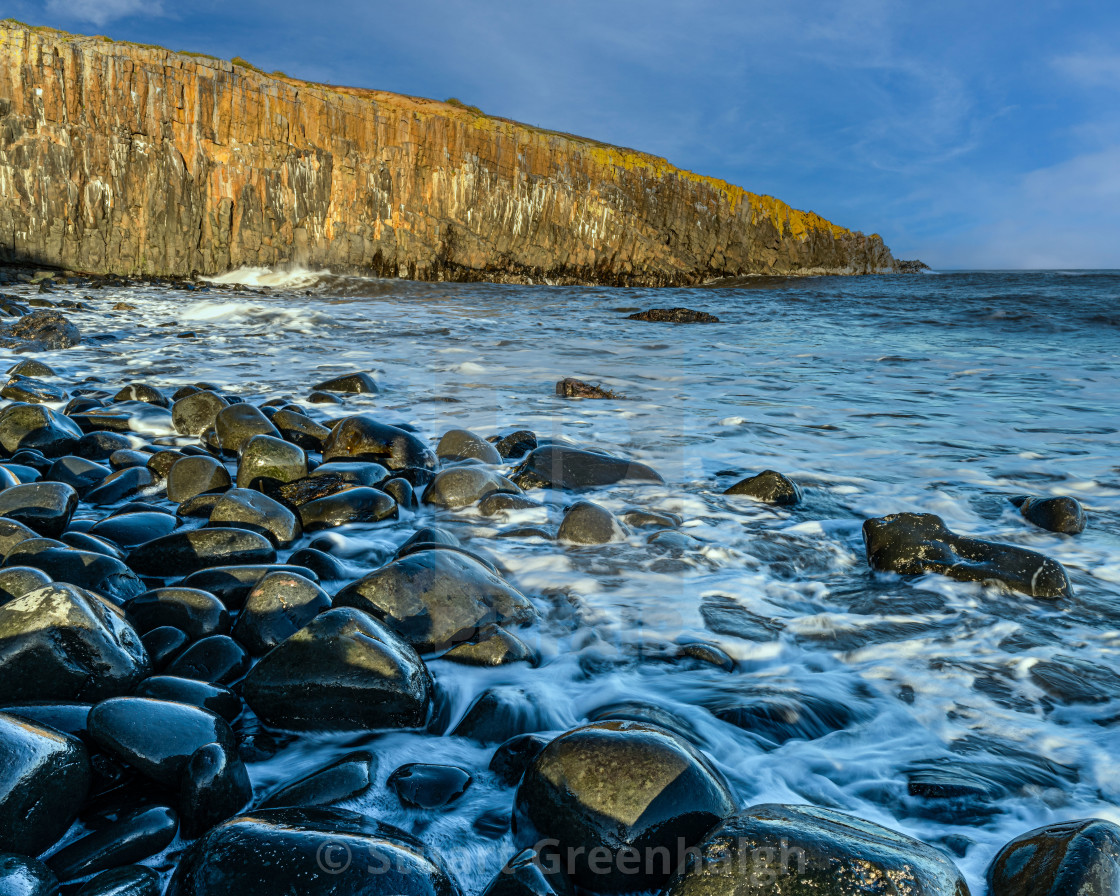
[1052,52,1120,88]
[43,0,164,27]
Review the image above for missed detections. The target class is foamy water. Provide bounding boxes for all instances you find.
[7,269,1120,892]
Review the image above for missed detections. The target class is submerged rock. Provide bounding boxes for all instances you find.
[510,446,662,490]
[169,808,460,896]
[45,805,179,882]
[987,818,1120,896]
[664,804,969,896]
[515,720,734,892]
[724,469,802,505]
[333,549,535,653]
[8,310,81,349]
[555,378,624,399]
[240,608,432,731]
[557,501,628,544]
[1012,495,1087,535]
[863,512,1072,599]
[313,372,379,394]
[388,763,472,809]
[627,307,720,323]
[258,750,377,810]
[0,712,91,855]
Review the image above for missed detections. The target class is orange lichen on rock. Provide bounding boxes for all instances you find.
[0,20,899,283]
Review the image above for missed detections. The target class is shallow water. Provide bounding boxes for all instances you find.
[8,268,1120,892]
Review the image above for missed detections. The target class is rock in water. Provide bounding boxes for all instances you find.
[240,608,433,731]
[0,482,78,536]
[436,428,502,464]
[128,528,276,577]
[987,818,1120,896]
[322,415,436,472]
[8,310,81,348]
[1012,495,1087,535]
[0,853,60,896]
[231,571,331,655]
[45,805,179,882]
[258,750,377,810]
[333,549,535,653]
[0,712,91,855]
[168,808,460,896]
[0,584,149,702]
[514,720,735,892]
[172,390,229,436]
[387,763,472,809]
[627,307,720,323]
[179,742,252,838]
[208,488,302,548]
[0,404,82,456]
[166,456,231,504]
[557,501,628,544]
[863,512,1072,599]
[724,470,802,505]
[510,446,663,490]
[555,378,624,399]
[313,372,379,394]
[663,804,970,896]
[422,467,520,509]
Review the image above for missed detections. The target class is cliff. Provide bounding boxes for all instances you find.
[0,21,900,285]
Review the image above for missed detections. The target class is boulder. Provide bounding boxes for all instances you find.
[0,404,81,456]
[179,742,252,839]
[514,720,735,892]
[270,409,331,451]
[73,865,159,896]
[3,544,144,605]
[208,488,302,548]
[45,806,178,882]
[0,482,77,537]
[663,804,969,896]
[0,584,149,702]
[557,501,628,545]
[387,764,472,809]
[235,435,307,489]
[555,378,623,399]
[863,512,1072,599]
[232,571,331,655]
[240,608,433,731]
[313,372,380,394]
[423,467,521,509]
[441,624,538,667]
[134,676,242,722]
[724,470,803,505]
[8,310,81,349]
[163,635,250,685]
[627,307,720,323]
[0,565,52,604]
[494,430,538,460]
[0,713,91,855]
[511,446,662,490]
[258,750,377,810]
[213,404,279,456]
[480,848,574,896]
[987,818,1120,896]
[1012,495,1087,535]
[172,391,229,436]
[298,487,398,531]
[322,415,436,472]
[125,588,230,640]
[333,549,535,653]
[128,528,276,578]
[436,429,502,464]
[0,853,59,896]
[168,808,460,896]
[88,696,237,788]
[166,456,231,504]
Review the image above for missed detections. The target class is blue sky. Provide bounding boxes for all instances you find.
[10,0,1120,268]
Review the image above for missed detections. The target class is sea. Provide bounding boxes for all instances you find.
[9,268,1120,892]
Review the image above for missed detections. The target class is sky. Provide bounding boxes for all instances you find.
[8,0,1120,269]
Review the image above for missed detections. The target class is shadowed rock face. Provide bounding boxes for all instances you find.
[0,22,899,285]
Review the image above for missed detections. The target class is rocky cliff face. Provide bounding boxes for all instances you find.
[0,21,900,285]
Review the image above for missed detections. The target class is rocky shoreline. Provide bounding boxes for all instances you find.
[0,272,1113,896]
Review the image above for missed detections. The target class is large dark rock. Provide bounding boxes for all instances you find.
[555,378,623,399]
[84,467,157,506]
[0,712,91,855]
[0,565,52,604]
[313,372,379,394]
[235,435,307,489]
[333,549,535,653]
[298,487,398,531]
[135,676,242,722]
[45,456,113,497]
[495,430,538,460]
[863,512,1072,599]
[166,456,231,504]
[436,428,502,464]
[208,488,302,548]
[213,404,279,456]
[0,853,59,896]
[179,742,252,838]
[270,409,331,451]
[987,818,1120,896]
[163,634,250,685]
[125,588,230,640]
[89,511,178,547]
[179,564,318,609]
[73,865,159,896]
[167,808,460,896]
[510,446,662,490]
[128,528,276,578]
[514,720,735,892]
[663,804,970,896]
[557,501,627,545]
[0,404,82,456]
[724,470,803,505]
[441,624,538,667]
[387,763,472,809]
[0,482,77,537]
[322,415,436,472]
[422,467,520,509]
[88,696,237,787]
[452,686,550,744]
[0,584,149,702]
[240,608,433,731]
[232,571,331,655]
[1,375,67,403]
[8,310,81,349]
[45,806,178,882]
[3,544,144,605]
[172,391,229,436]
[258,750,377,810]
[1012,495,1087,535]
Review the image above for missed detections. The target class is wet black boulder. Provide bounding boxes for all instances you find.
[313,372,380,394]
[514,720,735,892]
[481,848,574,896]
[45,806,178,882]
[166,456,231,504]
[208,488,302,548]
[388,764,472,809]
[240,608,433,731]
[724,470,803,506]
[0,713,91,855]
[863,512,1072,599]
[436,428,502,464]
[322,415,436,472]
[1012,495,1087,535]
[88,696,238,788]
[231,570,331,655]
[128,528,276,578]
[422,467,520,509]
[125,587,230,641]
[0,482,78,537]
[257,750,377,810]
[74,865,159,896]
[987,818,1120,896]
[171,391,229,437]
[557,501,627,545]
[663,803,970,896]
[4,543,145,605]
[167,808,460,896]
[0,853,59,896]
[0,584,149,702]
[298,487,398,531]
[8,310,81,349]
[179,742,253,838]
[0,404,82,456]
[510,446,662,490]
